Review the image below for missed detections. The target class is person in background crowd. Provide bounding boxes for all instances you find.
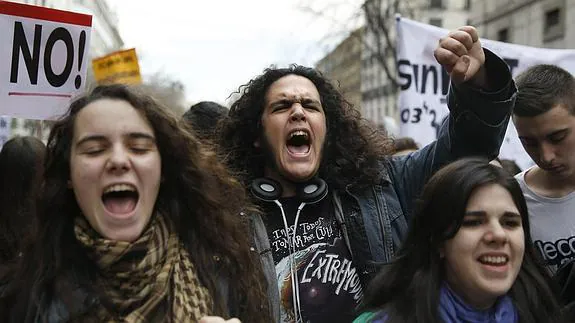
[355,158,561,323]
[0,84,270,322]
[491,157,522,176]
[0,136,45,264]
[217,25,517,322]
[512,65,575,271]
[182,101,229,143]
[500,159,522,176]
[392,137,419,156]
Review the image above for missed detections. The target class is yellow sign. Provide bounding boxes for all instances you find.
[92,48,142,85]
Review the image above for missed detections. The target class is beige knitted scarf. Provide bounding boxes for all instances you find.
[74,214,213,322]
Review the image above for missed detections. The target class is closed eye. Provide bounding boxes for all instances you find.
[302,99,322,111]
[548,131,567,144]
[84,149,104,156]
[461,219,483,227]
[304,104,321,111]
[81,144,107,155]
[131,147,149,153]
[270,100,292,112]
[127,137,156,153]
[502,212,522,228]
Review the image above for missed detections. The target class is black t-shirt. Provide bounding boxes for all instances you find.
[263,195,363,323]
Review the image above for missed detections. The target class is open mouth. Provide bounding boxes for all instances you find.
[286,129,311,155]
[101,184,139,215]
[546,166,565,173]
[478,255,508,266]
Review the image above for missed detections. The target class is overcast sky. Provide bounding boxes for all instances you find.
[111,0,364,106]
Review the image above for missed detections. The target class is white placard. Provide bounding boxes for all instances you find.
[396,17,575,170]
[0,1,92,120]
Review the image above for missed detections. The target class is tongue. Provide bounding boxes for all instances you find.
[104,196,137,214]
[287,144,309,154]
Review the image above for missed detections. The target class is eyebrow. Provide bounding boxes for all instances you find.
[519,128,569,141]
[269,97,321,107]
[75,132,156,148]
[464,211,521,218]
[75,135,106,148]
[126,132,156,142]
[502,212,521,219]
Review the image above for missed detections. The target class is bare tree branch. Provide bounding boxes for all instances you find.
[300,0,417,91]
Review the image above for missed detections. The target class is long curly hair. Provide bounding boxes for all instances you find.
[2,84,270,322]
[218,65,393,191]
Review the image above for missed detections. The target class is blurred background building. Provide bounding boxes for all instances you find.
[317,0,472,135]
[316,27,364,109]
[469,0,575,49]
[316,0,575,135]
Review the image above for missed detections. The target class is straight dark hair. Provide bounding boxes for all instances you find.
[359,158,561,323]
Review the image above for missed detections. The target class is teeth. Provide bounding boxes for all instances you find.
[479,256,508,265]
[104,184,136,194]
[289,130,308,139]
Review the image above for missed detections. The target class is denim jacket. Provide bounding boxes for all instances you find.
[250,49,517,322]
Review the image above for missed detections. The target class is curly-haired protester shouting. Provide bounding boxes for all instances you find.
[217,26,518,322]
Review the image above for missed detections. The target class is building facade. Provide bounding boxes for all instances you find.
[361,0,471,132]
[316,28,364,110]
[469,0,575,49]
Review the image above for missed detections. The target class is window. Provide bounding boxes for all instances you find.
[429,18,443,27]
[543,7,564,42]
[497,28,509,42]
[545,8,560,31]
[430,0,443,9]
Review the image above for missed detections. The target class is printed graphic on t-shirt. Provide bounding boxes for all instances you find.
[534,237,575,267]
[516,169,575,272]
[265,197,363,323]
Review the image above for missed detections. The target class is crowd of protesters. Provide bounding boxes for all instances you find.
[0,24,574,323]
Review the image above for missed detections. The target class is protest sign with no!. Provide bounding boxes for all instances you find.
[0,1,92,120]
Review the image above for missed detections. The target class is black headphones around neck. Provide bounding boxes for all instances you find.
[250,177,328,204]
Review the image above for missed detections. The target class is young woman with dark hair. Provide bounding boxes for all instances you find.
[355,158,562,323]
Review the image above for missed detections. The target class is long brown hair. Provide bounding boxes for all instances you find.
[2,84,270,322]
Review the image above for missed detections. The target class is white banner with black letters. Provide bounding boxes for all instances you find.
[0,1,92,120]
[396,17,575,170]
